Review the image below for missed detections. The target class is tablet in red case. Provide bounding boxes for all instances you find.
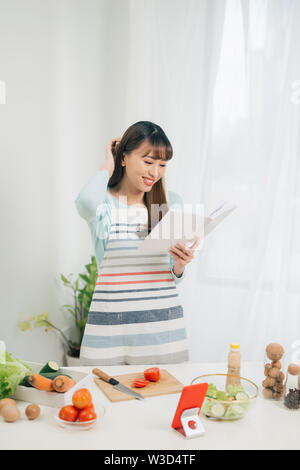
[171,383,208,436]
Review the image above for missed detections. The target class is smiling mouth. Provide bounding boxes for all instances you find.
[142,177,155,185]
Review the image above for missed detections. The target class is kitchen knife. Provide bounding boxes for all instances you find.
[92,368,144,400]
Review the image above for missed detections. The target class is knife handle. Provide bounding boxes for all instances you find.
[92,368,119,386]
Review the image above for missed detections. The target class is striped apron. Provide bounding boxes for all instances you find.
[79,191,189,366]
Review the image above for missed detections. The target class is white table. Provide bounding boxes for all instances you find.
[1,362,298,450]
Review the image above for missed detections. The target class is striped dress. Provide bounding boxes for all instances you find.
[79,191,189,366]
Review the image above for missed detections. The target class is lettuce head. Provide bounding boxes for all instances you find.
[0,352,33,399]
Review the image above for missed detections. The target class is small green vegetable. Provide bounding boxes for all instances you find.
[39,361,60,374]
[21,376,33,387]
[40,372,72,380]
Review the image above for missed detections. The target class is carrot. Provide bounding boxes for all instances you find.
[52,375,76,393]
[28,374,53,392]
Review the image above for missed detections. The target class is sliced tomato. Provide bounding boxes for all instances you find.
[144,367,160,382]
[133,379,150,388]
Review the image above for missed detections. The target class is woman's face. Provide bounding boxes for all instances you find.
[122,140,168,192]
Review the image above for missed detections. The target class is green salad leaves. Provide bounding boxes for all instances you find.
[202,382,250,419]
[0,352,33,399]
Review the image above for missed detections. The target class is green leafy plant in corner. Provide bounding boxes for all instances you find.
[19,255,98,358]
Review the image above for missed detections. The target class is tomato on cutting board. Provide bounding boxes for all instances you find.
[144,367,160,382]
[133,379,150,388]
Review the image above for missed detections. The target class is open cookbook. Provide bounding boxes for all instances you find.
[137,202,237,252]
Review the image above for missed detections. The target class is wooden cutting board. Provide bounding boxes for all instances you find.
[94,369,184,402]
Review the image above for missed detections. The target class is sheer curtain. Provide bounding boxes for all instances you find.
[125,0,300,362]
[192,0,300,362]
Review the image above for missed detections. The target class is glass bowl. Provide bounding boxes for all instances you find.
[191,373,259,421]
[54,404,105,430]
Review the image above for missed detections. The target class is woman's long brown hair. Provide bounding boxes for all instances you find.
[108,121,173,234]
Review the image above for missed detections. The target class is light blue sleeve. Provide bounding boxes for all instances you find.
[75,170,111,268]
[167,190,186,285]
[75,169,110,222]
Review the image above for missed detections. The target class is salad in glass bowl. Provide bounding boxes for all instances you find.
[191,373,258,420]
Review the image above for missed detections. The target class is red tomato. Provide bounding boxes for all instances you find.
[78,407,97,422]
[59,405,78,422]
[133,379,150,388]
[144,367,160,382]
[72,388,92,410]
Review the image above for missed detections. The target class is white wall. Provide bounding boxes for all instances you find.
[0,0,129,363]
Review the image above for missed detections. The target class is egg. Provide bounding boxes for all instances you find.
[0,398,17,412]
[25,404,40,420]
[1,403,20,422]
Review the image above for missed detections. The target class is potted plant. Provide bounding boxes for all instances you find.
[19,255,98,366]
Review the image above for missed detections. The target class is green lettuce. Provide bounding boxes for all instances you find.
[206,384,217,398]
[215,390,230,401]
[0,352,33,399]
[227,384,245,398]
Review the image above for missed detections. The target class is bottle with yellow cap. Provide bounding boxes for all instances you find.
[226,343,241,392]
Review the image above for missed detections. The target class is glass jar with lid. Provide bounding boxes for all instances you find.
[283,364,300,409]
[262,343,285,400]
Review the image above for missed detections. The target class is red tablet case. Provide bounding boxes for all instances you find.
[171,383,208,435]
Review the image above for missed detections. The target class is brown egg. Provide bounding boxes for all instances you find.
[25,404,40,420]
[0,398,17,412]
[269,367,280,378]
[266,343,284,361]
[1,403,20,422]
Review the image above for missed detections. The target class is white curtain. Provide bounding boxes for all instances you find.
[124,0,300,363]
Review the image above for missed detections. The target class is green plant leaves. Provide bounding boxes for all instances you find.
[19,255,98,357]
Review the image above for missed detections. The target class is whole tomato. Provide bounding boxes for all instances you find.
[78,407,97,422]
[59,405,78,422]
[72,388,92,410]
[144,367,160,382]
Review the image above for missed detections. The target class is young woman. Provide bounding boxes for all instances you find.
[75,121,199,365]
